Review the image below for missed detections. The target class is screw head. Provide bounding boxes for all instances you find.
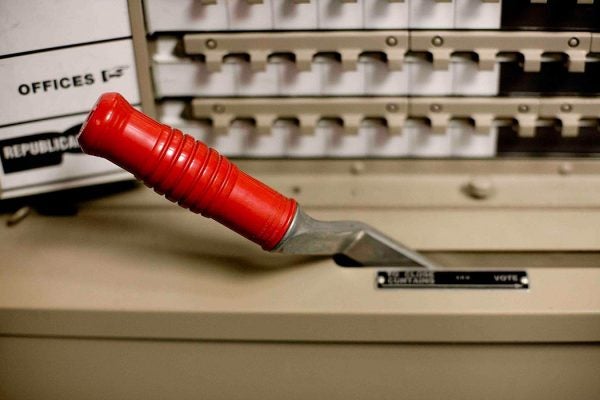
[464,177,494,200]
[430,103,442,113]
[385,103,399,113]
[350,161,366,175]
[560,103,573,112]
[558,162,574,175]
[205,39,218,49]
[6,206,31,227]
[568,37,580,48]
[518,104,530,113]
[431,36,444,47]
[385,36,398,47]
[212,104,225,113]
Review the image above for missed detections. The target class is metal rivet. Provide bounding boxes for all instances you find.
[464,177,494,200]
[560,103,572,112]
[6,206,31,227]
[385,36,398,47]
[212,104,225,113]
[350,161,365,175]
[385,103,399,113]
[518,104,530,113]
[568,37,580,48]
[558,162,573,175]
[205,39,218,49]
[431,36,444,47]
[430,104,442,112]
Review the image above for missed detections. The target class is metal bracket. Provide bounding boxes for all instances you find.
[273,208,439,269]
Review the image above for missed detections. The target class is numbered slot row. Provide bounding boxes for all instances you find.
[152,32,600,97]
[144,0,501,33]
[157,97,600,158]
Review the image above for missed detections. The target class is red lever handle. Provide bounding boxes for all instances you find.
[78,93,297,250]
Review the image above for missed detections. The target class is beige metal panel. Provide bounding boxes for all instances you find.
[192,97,408,134]
[593,33,600,52]
[409,97,541,135]
[190,97,600,138]
[0,185,599,342]
[429,252,600,269]
[83,159,600,209]
[232,159,600,176]
[182,31,594,73]
[313,209,600,251]
[1,337,599,400]
[183,31,409,71]
[410,31,592,72]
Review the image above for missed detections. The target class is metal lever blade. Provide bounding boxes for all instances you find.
[273,209,439,269]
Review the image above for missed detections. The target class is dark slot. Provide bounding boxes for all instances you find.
[499,54,600,96]
[501,0,600,31]
[497,119,600,157]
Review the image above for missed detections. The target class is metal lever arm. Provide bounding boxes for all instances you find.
[78,93,437,268]
[275,209,438,268]
[78,93,296,251]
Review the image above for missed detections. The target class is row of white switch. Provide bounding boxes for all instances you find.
[154,39,498,97]
[144,0,501,33]
[158,101,498,158]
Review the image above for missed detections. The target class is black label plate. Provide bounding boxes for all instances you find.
[377,270,529,289]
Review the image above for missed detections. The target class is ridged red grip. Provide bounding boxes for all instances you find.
[78,93,297,250]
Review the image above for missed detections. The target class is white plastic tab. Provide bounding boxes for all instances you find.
[314,55,366,96]
[448,119,498,157]
[362,54,409,96]
[451,55,499,96]
[227,0,273,30]
[405,55,452,96]
[317,0,363,29]
[325,121,371,157]
[404,119,452,157]
[272,0,318,29]
[144,0,229,33]
[364,119,409,157]
[454,0,501,29]
[144,0,503,32]
[409,0,455,29]
[364,0,409,29]
[271,56,321,96]
[287,123,329,157]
